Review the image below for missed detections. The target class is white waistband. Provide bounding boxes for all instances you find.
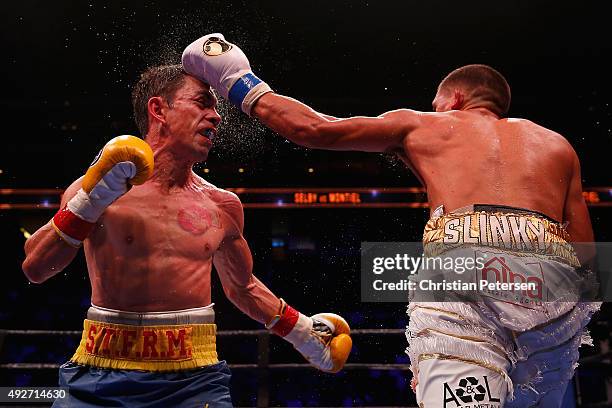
[88,303,215,325]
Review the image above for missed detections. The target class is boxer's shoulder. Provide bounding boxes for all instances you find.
[212,188,243,218]
[403,111,462,142]
[199,179,241,208]
[418,110,464,128]
[500,116,561,136]
[503,118,575,155]
[379,108,428,129]
[213,191,244,237]
[195,179,243,225]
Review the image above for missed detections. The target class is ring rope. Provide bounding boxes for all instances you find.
[0,328,405,336]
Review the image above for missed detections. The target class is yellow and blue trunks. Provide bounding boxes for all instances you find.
[52,305,232,408]
[70,319,218,371]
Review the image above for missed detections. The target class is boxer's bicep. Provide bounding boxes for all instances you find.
[214,235,254,289]
[213,194,251,288]
[22,179,83,283]
[563,154,594,243]
[563,154,595,267]
[316,112,341,121]
[312,110,420,152]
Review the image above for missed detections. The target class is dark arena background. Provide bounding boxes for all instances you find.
[2,1,612,407]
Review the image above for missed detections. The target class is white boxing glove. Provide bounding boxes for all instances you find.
[182,33,273,116]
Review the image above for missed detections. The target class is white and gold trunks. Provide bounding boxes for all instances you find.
[407,205,600,407]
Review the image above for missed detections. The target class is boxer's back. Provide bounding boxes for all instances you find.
[403,110,574,221]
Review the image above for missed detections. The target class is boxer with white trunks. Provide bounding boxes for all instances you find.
[22,65,352,407]
[182,34,599,406]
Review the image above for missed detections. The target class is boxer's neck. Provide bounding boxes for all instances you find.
[150,150,198,191]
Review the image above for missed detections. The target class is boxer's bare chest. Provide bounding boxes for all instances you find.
[91,185,228,260]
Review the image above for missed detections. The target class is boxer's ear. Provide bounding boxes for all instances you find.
[147,96,167,125]
[450,90,465,110]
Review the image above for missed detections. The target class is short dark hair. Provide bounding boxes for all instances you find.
[131,64,187,136]
[438,64,511,117]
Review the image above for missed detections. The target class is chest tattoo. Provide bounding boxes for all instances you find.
[177,206,222,235]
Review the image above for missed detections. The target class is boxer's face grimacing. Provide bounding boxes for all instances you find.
[163,75,221,161]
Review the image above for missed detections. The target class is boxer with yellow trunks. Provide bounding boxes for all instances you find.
[182,34,599,406]
[22,66,351,407]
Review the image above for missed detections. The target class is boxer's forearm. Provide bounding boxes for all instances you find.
[253,93,332,148]
[214,236,281,324]
[22,222,79,283]
[222,275,281,324]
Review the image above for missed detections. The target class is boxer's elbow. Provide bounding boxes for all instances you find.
[22,256,50,284]
[22,240,45,283]
[22,229,75,283]
[22,244,63,284]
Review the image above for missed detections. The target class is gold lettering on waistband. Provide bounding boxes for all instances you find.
[490,214,511,248]
[441,213,549,249]
[424,211,578,266]
[463,215,479,244]
[83,321,193,360]
[444,218,460,244]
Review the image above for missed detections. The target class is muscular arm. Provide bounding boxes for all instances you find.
[213,193,279,323]
[22,180,82,283]
[563,151,595,264]
[252,93,421,152]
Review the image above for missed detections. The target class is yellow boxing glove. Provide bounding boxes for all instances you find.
[52,135,154,247]
[312,313,353,373]
[82,135,153,193]
[267,299,353,373]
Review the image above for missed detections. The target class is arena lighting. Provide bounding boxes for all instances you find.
[1,188,611,209]
[271,238,285,248]
[19,227,31,239]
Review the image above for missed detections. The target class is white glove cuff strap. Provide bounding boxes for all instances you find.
[67,189,101,223]
[284,313,313,346]
[242,82,273,116]
[227,72,273,115]
[67,162,136,223]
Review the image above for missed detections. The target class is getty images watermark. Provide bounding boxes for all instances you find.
[361,242,607,303]
[371,252,537,291]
